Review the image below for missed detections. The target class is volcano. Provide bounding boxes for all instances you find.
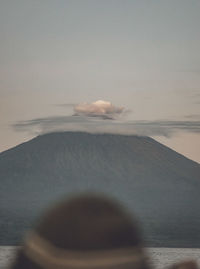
[0,132,200,246]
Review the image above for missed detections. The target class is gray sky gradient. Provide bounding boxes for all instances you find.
[0,0,200,162]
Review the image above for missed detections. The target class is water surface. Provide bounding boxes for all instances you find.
[0,247,200,269]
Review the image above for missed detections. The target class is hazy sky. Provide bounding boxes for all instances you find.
[0,0,200,163]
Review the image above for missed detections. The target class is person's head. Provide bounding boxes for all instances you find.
[10,193,150,269]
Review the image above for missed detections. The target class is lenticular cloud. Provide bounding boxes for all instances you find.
[74,100,124,119]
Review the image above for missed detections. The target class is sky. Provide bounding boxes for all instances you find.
[0,0,200,163]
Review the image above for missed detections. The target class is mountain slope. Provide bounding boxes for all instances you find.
[0,132,200,246]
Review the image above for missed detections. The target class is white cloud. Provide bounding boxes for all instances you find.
[74,100,124,119]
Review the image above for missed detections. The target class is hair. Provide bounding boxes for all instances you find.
[10,193,148,269]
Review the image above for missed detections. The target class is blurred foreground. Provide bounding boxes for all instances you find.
[1,247,200,269]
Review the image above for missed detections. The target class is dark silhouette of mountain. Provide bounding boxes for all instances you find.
[0,132,200,246]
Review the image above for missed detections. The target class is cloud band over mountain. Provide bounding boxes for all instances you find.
[13,116,200,138]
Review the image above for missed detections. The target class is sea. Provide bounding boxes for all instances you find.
[0,247,200,269]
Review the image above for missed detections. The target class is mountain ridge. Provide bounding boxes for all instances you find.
[1,131,199,165]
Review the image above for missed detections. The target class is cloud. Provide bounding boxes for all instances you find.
[13,116,200,138]
[55,103,76,108]
[184,114,200,120]
[73,100,124,119]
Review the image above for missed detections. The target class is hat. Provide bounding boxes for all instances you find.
[11,194,150,269]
